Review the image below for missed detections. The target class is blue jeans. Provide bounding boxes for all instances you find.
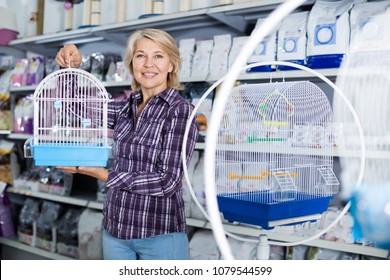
[102,230,189,260]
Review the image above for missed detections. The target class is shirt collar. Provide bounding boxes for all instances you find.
[130,88,178,106]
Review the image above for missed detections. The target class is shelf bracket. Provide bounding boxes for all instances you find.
[207,12,247,33]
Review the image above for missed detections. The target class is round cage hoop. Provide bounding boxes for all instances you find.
[181,60,366,253]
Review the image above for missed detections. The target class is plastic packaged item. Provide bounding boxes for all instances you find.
[18,198,40,246]
[140,0,154,18]
[306,0,354,69]
[38,167,73,196]
[180,0,191,11]
[179,38,196,79]
[153,0,164,14]
[11,58,29,87]
[0,71,12,131]
[191,0,219,10]
[13,166,41,192]
[247,18,280,72]
[90,0,101,25]
[190,152,207,220]
[277,11,309,70]
[96,180,108,202]
[56,207,82,258]
[35,201,63,252]
[182,150,199,218]
[0,182,15,237]
[228,36,248,68]
[43,0,65,34]
[13,95,34,134]
[164,0,179,14]
[209,34,232,79]
[114,61,132,82]
[189,230,220,259]
[81,0,92,26]
[26,57,44,86]
[188,83,214,142]
[116,0,126,23]
[0,140,15,185]
[126,0,144,20]
[227,235,257,260]
[350,1,390,46]
[44,57,60,76]
[90,52,105,80]
[191,40,214,79]
[78,209,103,259]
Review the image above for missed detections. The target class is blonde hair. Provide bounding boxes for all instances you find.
[124,28,183,91]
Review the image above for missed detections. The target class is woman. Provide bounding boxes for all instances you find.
[55,28,198,260]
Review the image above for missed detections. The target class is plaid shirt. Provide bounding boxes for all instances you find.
[103,88,198,239]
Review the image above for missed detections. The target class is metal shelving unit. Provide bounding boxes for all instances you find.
[8,1,316,56]
[0,237,74,260]
[2,0,388,261]
[186,218,389,259]
[4,187,389,259]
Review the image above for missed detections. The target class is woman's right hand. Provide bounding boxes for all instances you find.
[55,44,82,68]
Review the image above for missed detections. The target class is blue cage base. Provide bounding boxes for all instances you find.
[32,144,110,167]
[217,191,333,229]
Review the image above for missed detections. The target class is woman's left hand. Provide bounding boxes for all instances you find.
[56,166,109,182]
[56,166,78,174]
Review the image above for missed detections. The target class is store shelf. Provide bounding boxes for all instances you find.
[9,85,37,93]
[5,134,387,159]
[210,143,390,159]
[0,236,74,260]
[3,0,388,262]
[0,46,25,58]
[7,187,89,207]
[7,188,389,259]
[0,130,11,135]
[7,68,340,94]
[87,201,103,211]
[7,0,315,56]
[186,218,390,259]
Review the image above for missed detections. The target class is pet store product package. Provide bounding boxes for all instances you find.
[306,0,354,68]
[247,18,280,72]
[191,39,214,80]
[277,11,309,70]
[209,34,232,80]
[179,38,196,79]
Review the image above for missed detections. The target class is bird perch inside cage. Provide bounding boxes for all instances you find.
[215,80,340,229]
[24,68,111,167]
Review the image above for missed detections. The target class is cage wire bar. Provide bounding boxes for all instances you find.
[215,81,339,229]
[25,68,111,167]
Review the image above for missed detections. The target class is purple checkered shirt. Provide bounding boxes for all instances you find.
[103,88,198,239]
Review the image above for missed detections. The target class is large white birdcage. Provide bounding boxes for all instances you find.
[216,81,339,229]
[24,68,111,167]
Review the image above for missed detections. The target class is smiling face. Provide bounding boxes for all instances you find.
[132,37,173,96]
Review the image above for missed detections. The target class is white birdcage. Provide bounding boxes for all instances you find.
[216,81,339,229]
[24,68,111,167]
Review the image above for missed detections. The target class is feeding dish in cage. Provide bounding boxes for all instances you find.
[24,68,112,167]
[216,81,339,229]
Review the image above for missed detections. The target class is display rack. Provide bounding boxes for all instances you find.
[2,187,389,260]
[7,0,315,56]
[1,0,388,260]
